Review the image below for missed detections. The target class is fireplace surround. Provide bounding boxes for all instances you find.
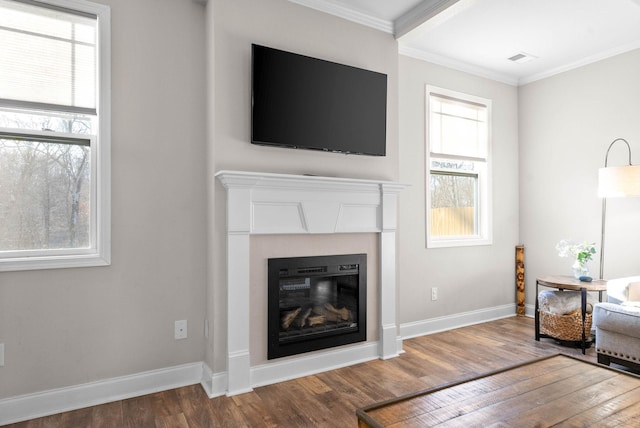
[216,170,408,396]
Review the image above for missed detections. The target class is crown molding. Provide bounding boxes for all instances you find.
[288,0,393,33]
[519,39,640,86]
[399,44,518,86]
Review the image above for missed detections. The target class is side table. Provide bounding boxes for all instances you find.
[535,275,607,354]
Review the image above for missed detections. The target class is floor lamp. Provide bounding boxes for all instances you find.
[598,138,640,280]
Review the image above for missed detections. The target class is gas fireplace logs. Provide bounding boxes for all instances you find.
[324,303,351,321]
[281,307,301,330]
[281,303,353,330]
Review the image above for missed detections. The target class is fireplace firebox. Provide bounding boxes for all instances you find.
[268,254,366,359]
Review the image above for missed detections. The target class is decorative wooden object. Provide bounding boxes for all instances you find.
[516,245,525,316]
[356,354,640,427]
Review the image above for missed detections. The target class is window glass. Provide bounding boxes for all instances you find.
[0,133,91,252]
[429,165,478,237]
[429,97,487,158]
[0,0,97,110]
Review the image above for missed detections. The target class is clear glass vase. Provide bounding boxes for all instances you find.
[572,260,589,279]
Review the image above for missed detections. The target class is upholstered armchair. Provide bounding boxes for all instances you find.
[593,276,640,371]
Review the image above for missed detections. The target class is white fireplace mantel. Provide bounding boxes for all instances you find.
[216,170,408,396]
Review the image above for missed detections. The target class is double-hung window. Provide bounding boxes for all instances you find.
[0,0,110,271]
[426,86,491,248]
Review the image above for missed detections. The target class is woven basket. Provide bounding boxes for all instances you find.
[540,305,592,341]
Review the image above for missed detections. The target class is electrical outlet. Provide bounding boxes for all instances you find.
[431,287,438,301]
[0,343,4,367]
[175,320,188,340]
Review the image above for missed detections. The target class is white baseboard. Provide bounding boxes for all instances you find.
[400,303,517,339]
[525,303,535,318]
[200,360,215,397]
[0,362,205,426]
[202,340,385,398]
[1,305,523,424]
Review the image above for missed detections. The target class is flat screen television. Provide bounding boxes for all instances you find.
[251,44,387,156]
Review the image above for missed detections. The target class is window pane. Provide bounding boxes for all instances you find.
[435,114,486,157]
[429,95,487,158]
[0,108,96,134]
[430,172,477,236]
[0,137,91,251]
[0,0,97,111]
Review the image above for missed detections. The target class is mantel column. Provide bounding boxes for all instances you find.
[379,183,404,359]
[222,181,255,396]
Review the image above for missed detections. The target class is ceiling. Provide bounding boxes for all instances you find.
[290,0,640,86]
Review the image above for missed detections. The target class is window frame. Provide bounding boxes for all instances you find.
[0,0,111,271]
[425,85,492,249]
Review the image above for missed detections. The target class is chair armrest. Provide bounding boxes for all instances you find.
[594,302,640,339]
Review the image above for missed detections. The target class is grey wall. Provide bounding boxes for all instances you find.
[519,49,640,307]
[0,0,207,399]
[397,55,520,324]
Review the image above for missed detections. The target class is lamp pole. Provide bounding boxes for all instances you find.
[599,138,632,280]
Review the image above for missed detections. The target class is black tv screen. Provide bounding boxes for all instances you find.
[251,44,387,156]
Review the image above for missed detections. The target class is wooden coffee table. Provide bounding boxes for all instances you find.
[356,354,640,427]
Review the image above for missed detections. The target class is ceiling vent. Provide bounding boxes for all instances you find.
[508,52,538,64]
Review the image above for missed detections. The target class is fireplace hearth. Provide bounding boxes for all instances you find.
[268,254,366,359]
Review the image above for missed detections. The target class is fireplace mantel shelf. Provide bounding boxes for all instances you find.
[216,170,409,396]
[216,170,408,192]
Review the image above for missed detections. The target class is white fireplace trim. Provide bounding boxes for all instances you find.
[216,170,408,396]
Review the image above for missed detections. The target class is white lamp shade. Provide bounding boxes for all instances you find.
[598,165,640,197]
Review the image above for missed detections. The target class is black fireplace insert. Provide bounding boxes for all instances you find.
[268,253,367,359]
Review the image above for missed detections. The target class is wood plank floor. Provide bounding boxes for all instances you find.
[357,354,640,427]
[6,316,613,427]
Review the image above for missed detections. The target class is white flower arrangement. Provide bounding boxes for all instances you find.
[555,239,597,265]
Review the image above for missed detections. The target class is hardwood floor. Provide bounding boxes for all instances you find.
[6,316,605,428]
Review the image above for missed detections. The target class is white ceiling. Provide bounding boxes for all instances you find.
[290,0,640,86]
